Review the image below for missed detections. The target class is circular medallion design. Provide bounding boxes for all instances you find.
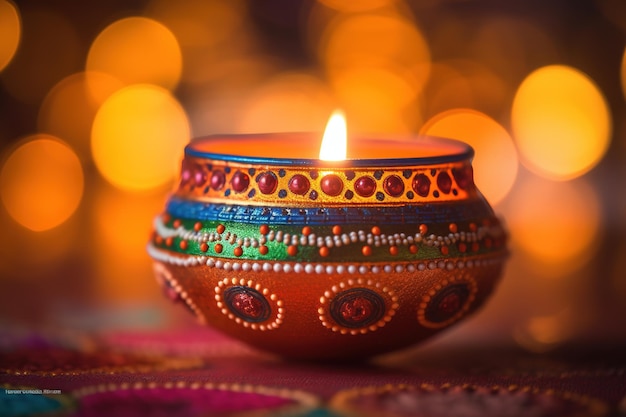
[417,275,478,329]
[73,381,319,416]
[223,286,271,323]
[215,278,284,330]
[330,288,385,329]
[330,384,607,417]
[153,263,205,323]
[319,279,398,335]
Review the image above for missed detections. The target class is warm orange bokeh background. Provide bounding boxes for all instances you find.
[1,0,625,353]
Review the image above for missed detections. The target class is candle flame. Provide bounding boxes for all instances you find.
[319,110,347,161]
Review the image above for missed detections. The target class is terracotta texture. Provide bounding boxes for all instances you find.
[148,134,508,359]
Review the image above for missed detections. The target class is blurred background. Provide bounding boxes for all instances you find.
[0,0,624,354]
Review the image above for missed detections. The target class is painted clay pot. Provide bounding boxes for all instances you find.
[148,133,508,360]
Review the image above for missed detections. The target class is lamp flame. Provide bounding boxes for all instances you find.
[319,110,347,161]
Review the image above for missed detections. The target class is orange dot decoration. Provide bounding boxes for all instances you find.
[148,131,508,360]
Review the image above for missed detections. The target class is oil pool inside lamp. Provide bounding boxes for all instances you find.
[148,111,508,360]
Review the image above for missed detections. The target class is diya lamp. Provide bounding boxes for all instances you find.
[148,111,508,360]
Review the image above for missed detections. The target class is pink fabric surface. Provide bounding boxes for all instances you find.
[1,322,624,416]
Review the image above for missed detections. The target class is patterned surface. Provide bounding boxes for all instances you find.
[1,322,624,417]
[177,157,476,205]
[148,141,508,359]
[178,134,475,206]
[151,200,506,263]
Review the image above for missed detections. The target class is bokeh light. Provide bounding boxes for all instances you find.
[237,72,334,133]
[91,84,190,191]
[0,0,20,72]
[504,174,601,278]
[467,17,558,87]
[332,66,422,134]
[0,6,80,104]
[319,11,430,86]
[38,71,123,160]
[144,0,248,86]
[420,109,518,205]
[514,309,579,353]
[0,0,623,354]
[422,60,509,121]
[316,0,397,13]
[86,17,182,90]
[93,184,164,301]
[315,8,430,133]
[0,135,84,231]
[512,65,611,180]
[145,0,246,50]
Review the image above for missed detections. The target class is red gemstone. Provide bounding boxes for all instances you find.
[452,165,473,190]
[163,284,182,303]
[354,176,376,197]
[181,169,192,185]
[321,174,343,196]
[383,174,404,197]
[231,292,264,319]
[210,170,226,190]
[180,160,193,185]
[437,172,452,194]
[339,297,373,324]
[156,274,182,303]
[257,172,278,194]
[412,173,430,197]
[288,174,310,195]
[231,171,250,193]
[438,292,461,315]
[193,167,206,187]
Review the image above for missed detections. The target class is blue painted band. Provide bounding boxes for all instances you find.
[165,196,493,226]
